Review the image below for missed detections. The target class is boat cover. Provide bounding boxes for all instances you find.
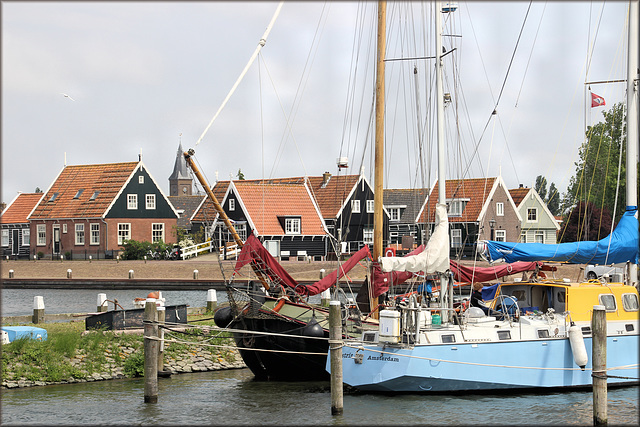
[478,206,639,265]
[450,261,556,283]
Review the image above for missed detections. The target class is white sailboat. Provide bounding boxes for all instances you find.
[332,0,639,393]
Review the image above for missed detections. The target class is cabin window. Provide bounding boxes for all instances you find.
[117,223,131,245]
[451,229,462,248]
[363,228,374,244]
[497,330,511,340]
[75,224,85,245]
[441,334,456,343]
[366,200,374,213]
[127,194,138,210]
[599,294,617,311]
[535,231,544,243]
[22,229,30,246]
[495,230,506,242]
[146,194,156,210]
[511,290,526,303]
[1,230,8,247]
[37,225,46,246]
[527,208,538,222]
[229,199,235,211]
[62,224,67,234]
[621,293,639,312]
[139,176,144,184]
[625,324,635,332]
[74,189,84,199]
[90,224,100,245]
[152,223,164,243]
[351,200,361,213]
[285,218,300,235]
[537,329,550,338]
[581,326,591,336]
[496,202,504,216]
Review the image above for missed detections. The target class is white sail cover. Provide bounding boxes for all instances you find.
[380,203,450,273]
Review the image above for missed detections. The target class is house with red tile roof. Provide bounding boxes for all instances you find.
[27,161,178,259]
[509,185,560,244]
[1,193,43,259]
[417,176,521,258]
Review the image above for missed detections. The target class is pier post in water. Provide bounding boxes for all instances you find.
[97,293,108,312]
[207,289,217,313]
[592,305,607,425]
[32,296,45,324]
[329,300,343,415]
[144,298,158,403]
[157,305,165,373]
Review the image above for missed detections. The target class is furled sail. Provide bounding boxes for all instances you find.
[478,206,639,265]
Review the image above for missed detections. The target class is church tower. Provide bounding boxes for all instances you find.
[169,142,193,196]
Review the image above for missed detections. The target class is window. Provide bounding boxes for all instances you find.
[535,231,544,243]
[90,224,100,245]
[598,294,617,312]
[441,334,456,343]
[37,225,46,246]
[75,224,85,245]
[495,230,506,242]
[62,224,67,234]
[127,194,138,210]
[351,200,361,213]
[366,200,374,213]
[89,191,100,201]
[497,330,511,340]
[48,192,59,202]
[236,223,247,241]
[389,208,401,221]
[284,218,301,235]
[146,194,156,210]
[621,293,638,312]
[117,223,131,245]
[1,230,8,247]
[363,228,373,244]
[74,189,84,199]
[520,232,527,243]
[139,175,144,184]
[496,202,504,216]
[451,229,462,248]
[527,208,538,222]
[537,329,550,338]
[152,223,164,242]
[229,199,235,211]
[448,200,463,216]
[22,229,30,246]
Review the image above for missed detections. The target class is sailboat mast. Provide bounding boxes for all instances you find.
[626,0,638,288]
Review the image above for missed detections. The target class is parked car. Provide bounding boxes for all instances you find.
[584,263,626,281]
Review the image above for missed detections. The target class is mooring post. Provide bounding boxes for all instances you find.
[9,269,14,278]
[32,296,45,324]
[67,268,72,279]
[592,305,607,425]
[157,305,165,374]
[329,300,344,415]
[129,269,134,279]
[144,298,158,403]
[193,269,199,280]
[97,293,108,312]
[207,289,217,313]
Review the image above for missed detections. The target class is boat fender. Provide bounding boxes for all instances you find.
[272,297,288,313]
[568,325,588,370]
[303,315,324,338]
[213,306,234,328]
[384,247,396,257]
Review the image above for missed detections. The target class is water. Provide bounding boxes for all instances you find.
[1,368,637,425]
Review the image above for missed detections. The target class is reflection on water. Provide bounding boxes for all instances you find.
[1,368,638,425]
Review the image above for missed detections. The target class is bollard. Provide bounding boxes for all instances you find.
[117,255,120,263]
[97,293,108,312]
[9,269,14,278]
[60,254,64,262]
[329,300,344,415]
[144,298,158,403]
[592,305,608,426]
[67,269,72,279]
[89,255,92,263]
[157,306,165,374]
[129,270,134,279]
[34,254,37,262]
[32,296,45,324]
[144,255,147,264]
[207,289,217,313]
[193,269,199,280]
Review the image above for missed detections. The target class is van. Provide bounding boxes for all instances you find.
[584,263,626,281]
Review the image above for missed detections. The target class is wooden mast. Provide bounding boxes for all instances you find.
[370,0,386,317]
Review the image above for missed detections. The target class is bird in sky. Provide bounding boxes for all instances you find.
[61,93,75,101]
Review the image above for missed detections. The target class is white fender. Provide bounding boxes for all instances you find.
[569,325,588,370]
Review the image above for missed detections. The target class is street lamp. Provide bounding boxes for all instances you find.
[489,219,496,240]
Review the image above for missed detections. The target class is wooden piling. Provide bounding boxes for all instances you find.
[144,299,158,403]
[592,305,607,425]
[329,300,343,415]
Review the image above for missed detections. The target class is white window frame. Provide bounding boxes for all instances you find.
[363,228,374,244]
[366,200,374,213]
[139,175,144,184]
[535,230,544,243]
[229,199,235,211]
[284,218,301,235]
[1,230,8,247]
[598,294,617,312]
[22,229,30,246]
[448,200,462,216]
[527,207,538,222]
[146,194,156,210]
[118,223,131,245]
[236,223,247,241]
[62,223,67,234]
[152,223,164,243]
[37,225,46,246]
[621,293,639,312]
[390,208,401,221]
[496,202,504,216]
[127,194,138,210]
[451,229,462,248]
[495,230,506,242]
[75,224,85,245]
[520,231,527,243]
[351,199,361,213]
[90,223,100,245]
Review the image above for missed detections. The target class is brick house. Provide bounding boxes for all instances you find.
[27,161,178,259]
[1,193,43,259]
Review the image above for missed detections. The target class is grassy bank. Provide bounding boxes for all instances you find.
[1,314,244,388]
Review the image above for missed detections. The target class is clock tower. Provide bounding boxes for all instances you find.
[169,142,193,196]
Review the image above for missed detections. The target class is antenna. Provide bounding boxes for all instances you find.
[64,152,67,167]
[139,148,142,161]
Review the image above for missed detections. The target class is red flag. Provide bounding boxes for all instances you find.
[591,92,606,108]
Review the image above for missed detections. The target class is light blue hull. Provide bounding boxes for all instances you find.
[332,335,638,393]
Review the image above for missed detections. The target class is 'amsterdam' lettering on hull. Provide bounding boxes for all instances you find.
[367,355,399,362]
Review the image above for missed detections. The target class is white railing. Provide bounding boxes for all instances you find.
[180,240,215,260]
[219,243,240,260]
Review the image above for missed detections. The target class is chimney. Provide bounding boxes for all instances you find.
[519,183,523,188]
[322,172,331,188]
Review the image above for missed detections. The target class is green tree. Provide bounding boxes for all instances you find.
[237,169,245,180]
[559,201,612,243]
[534,175,547,200]
[546,182,560,216]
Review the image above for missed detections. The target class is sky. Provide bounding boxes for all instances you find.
[2,1,632,206]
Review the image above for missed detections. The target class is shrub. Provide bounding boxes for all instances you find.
[123,350,145,377]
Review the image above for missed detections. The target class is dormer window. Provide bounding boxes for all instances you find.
[48,192,59,202]
[74,189,84,199]
[448,200,463,216]
[284,218,301,234]
[89,191,100,201]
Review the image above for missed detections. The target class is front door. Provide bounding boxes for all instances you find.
[11,229,19,255]
[53,225,61,255]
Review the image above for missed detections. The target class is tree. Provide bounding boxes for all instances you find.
[546,182,560,216]
[237,169,245,180]
[559,201,612,243]
[34,187,43,193]
[534,175,547,200]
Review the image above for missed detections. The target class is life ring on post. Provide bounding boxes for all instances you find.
[384,247,396,257]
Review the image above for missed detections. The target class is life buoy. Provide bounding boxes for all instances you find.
[385,247,396,257]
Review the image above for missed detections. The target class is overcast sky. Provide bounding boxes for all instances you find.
[2,1,631,206]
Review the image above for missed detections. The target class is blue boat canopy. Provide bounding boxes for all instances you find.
[478,206,639,265]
